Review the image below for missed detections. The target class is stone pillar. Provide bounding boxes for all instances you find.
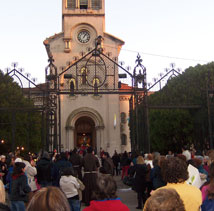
[66,126,74,150]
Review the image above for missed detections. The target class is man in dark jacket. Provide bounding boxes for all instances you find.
[101,152,114,175]
[52,152,73,186]
[36,151,53,187]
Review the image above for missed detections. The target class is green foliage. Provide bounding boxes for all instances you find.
[0,70,42,153]
[135,62,214,153]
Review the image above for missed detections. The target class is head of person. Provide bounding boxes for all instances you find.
[61,167,75,177]
[103,152,109,159]
[144,188,185,211]
[0,155,6,163]
[162,157,188,183]
[26,186,70,211]
[72,148,77,154]
[93,174,117,200]
[137,156,145,165]
[60,152,67,160]
[0,180,6,203]
[40,150,50,160]
[12,162,26,176]
[87,146,94,154]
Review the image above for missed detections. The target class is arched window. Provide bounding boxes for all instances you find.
[67,0,76,9]
[80,0,88,9]
[91,0,102,10]
[121,134,127,145]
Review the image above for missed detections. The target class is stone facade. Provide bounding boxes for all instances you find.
[44,0,131,155]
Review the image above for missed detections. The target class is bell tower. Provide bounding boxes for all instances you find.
[62,0,105,54]
[44,0,126,154]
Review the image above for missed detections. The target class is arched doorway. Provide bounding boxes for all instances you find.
[74,116,96,148]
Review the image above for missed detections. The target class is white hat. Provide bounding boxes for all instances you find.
[15,158,23,163]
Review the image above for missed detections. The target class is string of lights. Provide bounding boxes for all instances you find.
[104,44,210,63]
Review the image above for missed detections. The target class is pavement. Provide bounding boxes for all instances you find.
[81,175,140,211]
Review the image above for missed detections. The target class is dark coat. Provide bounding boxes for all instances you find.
[82,153,100,205]
[70,153,83,180]
[132,164,147,193]
[150,165,166,190]
[36,158,53,184]
[103,157,114,175]
[10,174,31,202]
[52,159,72,186]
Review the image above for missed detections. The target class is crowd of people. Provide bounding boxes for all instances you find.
[0,146,214,211]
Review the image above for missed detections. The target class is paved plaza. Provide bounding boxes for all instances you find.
[81,175,139,211]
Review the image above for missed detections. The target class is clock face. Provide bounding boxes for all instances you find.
[77,30,90,43]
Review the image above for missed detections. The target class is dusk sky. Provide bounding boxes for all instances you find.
[0,0,213,87]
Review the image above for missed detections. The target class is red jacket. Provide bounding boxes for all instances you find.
[83,198,129,211]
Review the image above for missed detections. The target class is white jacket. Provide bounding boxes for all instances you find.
[23,160,37,191]
[60,175,80,198]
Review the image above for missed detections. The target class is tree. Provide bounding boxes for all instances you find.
[137,62,214,153]
[0,70,42,153]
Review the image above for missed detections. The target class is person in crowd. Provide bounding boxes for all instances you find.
[0,155,8,185]
[201,163,214,210]
[152,152,160,161]
[201,162,214,201]
[143,188,185,211]
[5,157,15,195]
[82,147,100,206]
[52,152,73,186]
[36,150,53,187]
[157,157,202,211]
[83,174,129,211]
[112,150,120,176]
[182,145,191,161]
[22,154,37,200]
[165,150,174,158]
[150,157,166,190]
[101,152,114,175]
[0,179,10,210]
[26,186,70,211]
[120,151,130,180]
[193,156,208,177]
[60,167,81,211]
[144,154,153,169]
[70,148,83,180]
[130,156,148,210]
[10,162,31,211]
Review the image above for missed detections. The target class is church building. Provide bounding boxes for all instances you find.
[43,0,131,155]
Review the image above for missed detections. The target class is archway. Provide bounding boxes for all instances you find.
[74,116,96,148]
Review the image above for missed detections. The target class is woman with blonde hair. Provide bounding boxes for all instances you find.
[0,180,10,210]
[26,186,70,211]
[130,156,148,209]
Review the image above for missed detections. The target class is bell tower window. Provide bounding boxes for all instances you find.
[91,0,102,10]
[67,0,76,9]
[80,0,88,9]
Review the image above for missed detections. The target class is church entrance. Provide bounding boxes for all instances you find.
[74,116,96,149]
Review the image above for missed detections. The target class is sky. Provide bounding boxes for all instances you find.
[0,0,214,88]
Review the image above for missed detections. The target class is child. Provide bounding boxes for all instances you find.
[60,167,81,211]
